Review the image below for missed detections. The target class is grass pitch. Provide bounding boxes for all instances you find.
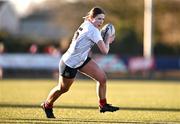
[0,79,180,123]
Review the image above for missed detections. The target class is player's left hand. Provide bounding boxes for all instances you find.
[108,34,115,44]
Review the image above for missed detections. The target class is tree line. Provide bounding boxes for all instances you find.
[0,0,179,56]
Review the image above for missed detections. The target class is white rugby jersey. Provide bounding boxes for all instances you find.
[62,20,103,68]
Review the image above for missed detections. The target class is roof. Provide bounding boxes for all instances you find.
[0,1,5,10]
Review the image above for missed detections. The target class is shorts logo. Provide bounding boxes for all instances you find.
[64,71,70,77]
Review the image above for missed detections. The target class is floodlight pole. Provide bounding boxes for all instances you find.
[144,0,153,59]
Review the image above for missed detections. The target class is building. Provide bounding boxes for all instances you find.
[19,10,66,41]
[0,1,19,34]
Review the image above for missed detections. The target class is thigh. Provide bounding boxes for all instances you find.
[58,76,75,90]
[79,59,106,82]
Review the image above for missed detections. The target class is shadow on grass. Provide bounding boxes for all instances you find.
[0,118,154,124]
[0,103,180,112]
[0,118,180,124]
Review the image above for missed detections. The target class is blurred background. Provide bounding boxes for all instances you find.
[0,0,179,80]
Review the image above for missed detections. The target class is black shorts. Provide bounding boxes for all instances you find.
[59,57,91,79]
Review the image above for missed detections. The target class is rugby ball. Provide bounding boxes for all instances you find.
[100,23,115,42]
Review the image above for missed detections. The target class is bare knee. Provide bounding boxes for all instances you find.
[57,78,74,94]
[60,86,70,93]
[98,75,107,86]
[56,83,70,94]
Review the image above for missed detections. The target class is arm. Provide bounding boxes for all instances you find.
[97,35,115,54]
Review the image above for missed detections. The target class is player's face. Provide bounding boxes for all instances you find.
[91,14,105,28]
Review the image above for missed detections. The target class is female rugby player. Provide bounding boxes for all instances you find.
[41,6,119,118]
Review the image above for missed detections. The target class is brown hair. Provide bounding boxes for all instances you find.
[84,6,105,19]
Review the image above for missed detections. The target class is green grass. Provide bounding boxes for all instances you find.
[0,79,180,123]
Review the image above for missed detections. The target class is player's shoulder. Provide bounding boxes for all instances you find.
[80,20,100,37]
